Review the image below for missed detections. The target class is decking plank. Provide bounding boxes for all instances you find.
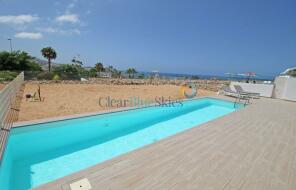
[29,97,296,190]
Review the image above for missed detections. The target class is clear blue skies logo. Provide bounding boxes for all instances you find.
[98,82,198,108]
[98,96,183,108]
[179,82,198,99]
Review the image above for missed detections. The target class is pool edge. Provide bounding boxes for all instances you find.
[13,96,237,128]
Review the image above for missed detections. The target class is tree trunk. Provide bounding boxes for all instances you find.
[48,58,51,72]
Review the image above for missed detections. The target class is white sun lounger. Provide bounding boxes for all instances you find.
[233,85,260,98]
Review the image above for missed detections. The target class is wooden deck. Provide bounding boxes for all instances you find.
[35,97,296,190]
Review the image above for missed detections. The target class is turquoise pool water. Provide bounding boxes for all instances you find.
[0,98,241,190]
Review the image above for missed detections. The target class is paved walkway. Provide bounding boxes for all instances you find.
[36,97,296,190]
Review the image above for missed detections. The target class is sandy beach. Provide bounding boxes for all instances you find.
[18,83,216,121]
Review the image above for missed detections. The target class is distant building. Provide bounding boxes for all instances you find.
[98,72,111,78]
[83,66,93,71]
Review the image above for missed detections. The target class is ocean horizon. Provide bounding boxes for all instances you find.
[139,71,275,81]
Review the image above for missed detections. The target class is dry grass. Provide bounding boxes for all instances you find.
[18,83,216,121]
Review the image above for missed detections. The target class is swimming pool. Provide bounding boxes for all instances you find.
[0,98,242,190]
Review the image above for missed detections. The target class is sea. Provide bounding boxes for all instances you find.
[139,71,275,81]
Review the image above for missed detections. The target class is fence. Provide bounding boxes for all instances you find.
[0,72,24,162]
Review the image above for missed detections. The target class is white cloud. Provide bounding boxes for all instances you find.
[36,27,81,35]
[36,27,57,33]
[0,15,39,25]
[63,29,80,35]
[56,14,79,23]
[15,32,43,39]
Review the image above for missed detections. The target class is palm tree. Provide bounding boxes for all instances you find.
[107,65,114,71]
[112,70,122,78]
[126,68,137,78]
[72,57,83,66]
[41,47,57,72]
[126,68,132,78]
[131,68,137,78]
[95,62,104,77]
[117,71,122,79]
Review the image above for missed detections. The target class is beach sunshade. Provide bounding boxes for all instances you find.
[237,72,256,77]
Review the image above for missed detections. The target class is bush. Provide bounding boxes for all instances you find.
[89,68,97,77]
[191,75,200,80]
[36,72,55,80]
[137,73,145,79]
[53,74,61,81]
[26,61,42,71]
[59,73,80,80]
[0,71,18,81]
[0,51,42,71]
[53,64,82,80]
[53,64,80,75]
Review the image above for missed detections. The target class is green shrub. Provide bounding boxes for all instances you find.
[137,73,145,79]
[53,74,61,81]
[58,73,80,80]
[191,75,200,80]
[26,62,42,71]
[53,64,82,80]
[89,68,97,77]
[53,64,80,75]
[0,71,18,81]
[36,72,55,80]
[0,51,42,71]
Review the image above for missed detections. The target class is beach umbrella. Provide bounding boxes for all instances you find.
[225,72,235,76]
[237,72,257,81]
[237,72,256,77]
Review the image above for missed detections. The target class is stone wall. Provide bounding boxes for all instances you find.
[26,78,230,92]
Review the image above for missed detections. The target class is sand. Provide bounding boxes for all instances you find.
[0,84,5,91]
[18,83,216,121]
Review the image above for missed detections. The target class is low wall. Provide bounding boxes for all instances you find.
[273,76,296,101]
[27,79,230,92]
[230,81,274,97]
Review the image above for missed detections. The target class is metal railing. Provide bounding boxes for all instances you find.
[234,93,250,108]
[0,72,24,162]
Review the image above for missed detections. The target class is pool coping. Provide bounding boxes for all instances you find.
[13,96,237,128]
[2,95,235,164]
[33,95,251,190]
[2,95,246,190]
[33,97,296,190]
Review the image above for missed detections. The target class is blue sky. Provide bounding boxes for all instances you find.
[0,0,295,76]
